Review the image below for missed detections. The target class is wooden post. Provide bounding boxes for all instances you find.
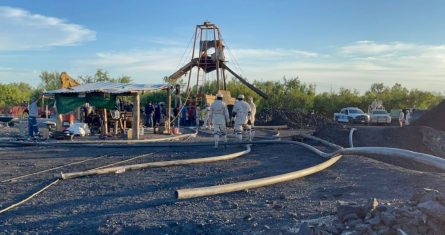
[56,114,63,131]
[167,87,171,134]
[103,108,108,135]
[41,95,44,118]
[132,93,140,140]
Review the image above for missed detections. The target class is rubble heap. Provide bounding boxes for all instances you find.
[413,99,445,132]
[299,188,445,235]
[256,108,334,129]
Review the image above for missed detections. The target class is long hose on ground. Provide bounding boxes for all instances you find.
[176,131,445,199]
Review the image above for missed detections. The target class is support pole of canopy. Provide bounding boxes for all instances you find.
[103,108,108,136]
[132,93,140,140]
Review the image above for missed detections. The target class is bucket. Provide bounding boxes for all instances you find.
[19,120,28,137]
[40,128,49,139]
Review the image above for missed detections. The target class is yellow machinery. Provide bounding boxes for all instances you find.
[59,72,80,89]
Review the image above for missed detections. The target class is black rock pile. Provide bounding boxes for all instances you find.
[256,108,333,129]
[299,188,445,235]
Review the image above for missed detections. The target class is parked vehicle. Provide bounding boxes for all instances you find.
[369,109,391,125]
[334,107,369,124]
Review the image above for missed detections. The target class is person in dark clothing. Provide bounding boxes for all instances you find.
[181,105,188,126]
[154,103,161,127]
[145,101,154,127]
[173,106,180,127]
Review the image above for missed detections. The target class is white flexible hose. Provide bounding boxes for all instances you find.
[349,128,357,148]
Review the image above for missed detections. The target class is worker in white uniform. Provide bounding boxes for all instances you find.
[405,110,411,125]
[232,94,252,142]
[247,96,256,141]
[398,110,405,127]
[210,93,230,148]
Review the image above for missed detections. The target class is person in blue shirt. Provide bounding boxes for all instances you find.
[181,105,188,126]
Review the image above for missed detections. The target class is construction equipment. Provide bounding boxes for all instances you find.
[59,72,80,89]
[166,21,268,100]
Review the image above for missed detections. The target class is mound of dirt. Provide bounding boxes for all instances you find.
[412,99,445,131]
[314,124,445,172]
[256,108,334,129]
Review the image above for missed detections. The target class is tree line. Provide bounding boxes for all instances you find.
[1,70,442,117]
[144,77,443,115]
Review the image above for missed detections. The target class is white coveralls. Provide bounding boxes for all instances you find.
[210,100,230,148]
[247,99,256,140]
[233,100,252,142]
[398,111,405,127]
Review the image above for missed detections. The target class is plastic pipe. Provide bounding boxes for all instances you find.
[60,145,251,179]
[338,147,445,171]
[254,125,288,130]
[176,137,445,199]
[299,133,343,150]
[349,128,357,148]
[176,155,341,199]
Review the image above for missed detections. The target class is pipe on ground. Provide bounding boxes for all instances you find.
[338,147,445,172]
[299,133,343,150]
[254,125,288,130]
[2,131,197,147]
[60,145,251,179]
[176,155,342,199]
[176,136,445,199]
[349,128,357,148]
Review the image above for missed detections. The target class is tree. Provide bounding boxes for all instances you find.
[39,71,61,91]
[0,82,34,108]
[78,69,133,84]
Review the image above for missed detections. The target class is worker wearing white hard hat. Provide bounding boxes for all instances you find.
[209,93,230,148]
[232,94,252,142]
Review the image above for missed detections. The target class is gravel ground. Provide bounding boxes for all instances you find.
[1,129,445,234]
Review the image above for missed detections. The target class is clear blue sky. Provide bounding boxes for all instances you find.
[1,0,444,93]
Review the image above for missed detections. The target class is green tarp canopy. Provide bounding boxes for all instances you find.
[55,93,117,114]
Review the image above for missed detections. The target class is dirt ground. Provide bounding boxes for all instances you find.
[1,127,445,234]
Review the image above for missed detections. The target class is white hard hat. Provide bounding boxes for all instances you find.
[238,94,245,99]
[216,93,223,98]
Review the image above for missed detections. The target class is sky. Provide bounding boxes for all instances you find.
[0,0,444,93]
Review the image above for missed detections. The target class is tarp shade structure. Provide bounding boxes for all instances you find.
[46,82,167,114]
[45,82,166,95]
[55,93,117,114]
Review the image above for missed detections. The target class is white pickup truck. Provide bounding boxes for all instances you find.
[369,109,391,125]
[334,107,370,124]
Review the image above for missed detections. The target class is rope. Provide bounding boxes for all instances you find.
[0,154,110,183]
[91,149,167,170]
[0,179,60,214]
[175,31,196,71]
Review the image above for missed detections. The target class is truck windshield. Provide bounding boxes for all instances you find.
[372,111,387,114]
[349,109,364,114]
